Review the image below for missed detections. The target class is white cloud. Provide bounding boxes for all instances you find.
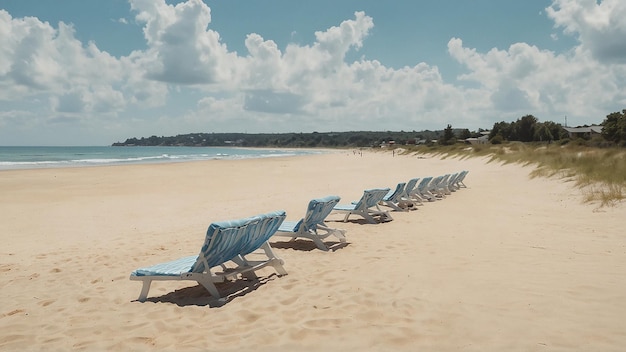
[236,11,376,118]
[0,10,141,116]
[448,36,626,122]
[129,0,237,84]
[546,0,626,63]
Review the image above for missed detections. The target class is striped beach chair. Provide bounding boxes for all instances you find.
[275,195,346,251]
[333,188,392,224]
[130,211,287,301]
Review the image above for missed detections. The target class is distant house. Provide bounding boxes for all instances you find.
[406,138,427,145]
[465,131,490,145]
[563,125,603,139]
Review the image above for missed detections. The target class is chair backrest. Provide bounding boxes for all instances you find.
[427,176,443,190]
[438,174,450,188]
[296,195,341,232]
[191,210,286,272]
[456,170,468,183]
[447,172,460,186]
[384,182,406,201]
[416,177,433,191]
[404,178,419,196]
[354,188,391,209]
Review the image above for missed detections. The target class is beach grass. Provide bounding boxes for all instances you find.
[396,143,626,207]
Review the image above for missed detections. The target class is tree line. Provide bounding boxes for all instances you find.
[488,115,566,144]
[483,109,626,146]
[601,109,626,145]
[113,109,626,148]
[112,130,449,148]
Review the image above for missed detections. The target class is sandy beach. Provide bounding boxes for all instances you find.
[1,150,625,351]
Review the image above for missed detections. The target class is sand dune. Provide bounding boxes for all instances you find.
[1,150,624,351]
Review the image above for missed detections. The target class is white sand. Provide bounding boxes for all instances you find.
[1,150,625,351]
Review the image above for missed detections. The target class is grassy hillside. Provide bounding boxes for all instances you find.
[398,143,626,207]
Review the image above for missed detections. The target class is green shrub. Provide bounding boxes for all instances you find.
[490,135,504,144]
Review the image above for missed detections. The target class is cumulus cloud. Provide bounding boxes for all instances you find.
[0,10,135,117]
[491,82,533,112]
[130,0,237,84]
[237,12,375,116]
[546,0,626,63]
[244,90,305,114]
[448,35,626,121]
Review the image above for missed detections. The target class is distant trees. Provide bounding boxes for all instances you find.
[486,109,626,146]
[439,124,456,145]
[489,121,513,141]
[601,109,626,145]
[534,124,553,142]
[457,128,472,140]
[537,121,566,141]
[517,115,538,142]
[111,109,626,148]
[112,130,443,148]
[489,115,563,143]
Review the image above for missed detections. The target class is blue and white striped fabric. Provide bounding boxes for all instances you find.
[383,182,406,202]
[301,195,340,230]
[404,178,420,196]
[278,196,340,233]
[416,177,433,193]
[132,255,198,277]
[131,210,286,277]
[334,188,390,211]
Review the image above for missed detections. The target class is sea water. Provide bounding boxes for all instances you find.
[0,146,322,170]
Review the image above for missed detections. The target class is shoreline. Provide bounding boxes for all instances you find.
[1,151,624,351]
[0,146,335,172]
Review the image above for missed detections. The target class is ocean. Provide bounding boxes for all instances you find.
[0,146,322,170]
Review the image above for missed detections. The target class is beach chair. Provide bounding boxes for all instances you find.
[425,175,446,199]
[447,172,467,192]
[381,182,408,212]
[129,211,288,302]
[446,172,461,192]
[382,182,417,211]
[401,177,423,206]
[440,173,456,195]
[453,170,469,188]
[412,176,434,202]
[435,174,452,196]
[274,196,347,251]
[333,188,392,224]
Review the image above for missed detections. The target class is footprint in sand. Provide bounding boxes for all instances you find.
[302,317,347,330]
[279,296,299,305]
[38,299,56,307]
[4,309,25,316]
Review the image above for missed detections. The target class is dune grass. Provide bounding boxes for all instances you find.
[397,143,626,207]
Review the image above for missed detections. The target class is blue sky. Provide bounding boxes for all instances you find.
[1,0,625,145]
